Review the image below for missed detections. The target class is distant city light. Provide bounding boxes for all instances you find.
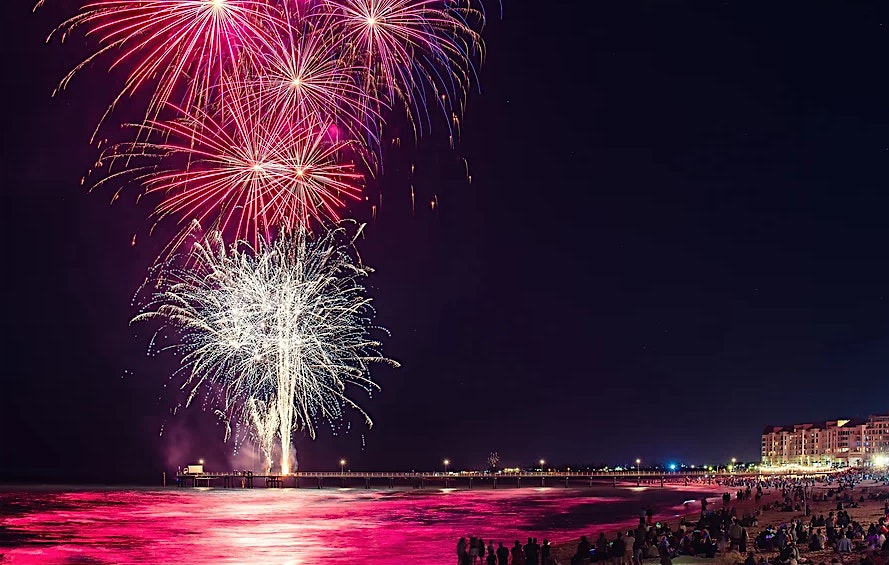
[668,463,677,471]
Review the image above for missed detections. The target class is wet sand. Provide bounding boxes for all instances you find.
[552,479,889,565]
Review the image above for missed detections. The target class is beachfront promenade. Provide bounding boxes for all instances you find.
[173,469,834,489]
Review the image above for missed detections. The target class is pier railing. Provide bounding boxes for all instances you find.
[172,468,834,489]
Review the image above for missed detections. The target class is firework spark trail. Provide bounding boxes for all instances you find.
[244,19,386,154]
[133,224,399,472]
[318,0,486,136]
[45,0,287,137]
[99,83,365,250]
[246,395,279,471]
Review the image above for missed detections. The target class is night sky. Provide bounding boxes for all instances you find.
[2,2,887,485]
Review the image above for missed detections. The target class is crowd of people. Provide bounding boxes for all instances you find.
[454,471,889,565]
[570,473,889,565]
[456,536,553,565]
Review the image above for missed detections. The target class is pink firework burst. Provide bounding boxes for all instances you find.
[101,85,365,248]
[49,0,286,136]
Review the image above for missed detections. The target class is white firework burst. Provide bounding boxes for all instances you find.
[133,222,398,472]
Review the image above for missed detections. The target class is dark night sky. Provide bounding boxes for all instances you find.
[1,2,887,484]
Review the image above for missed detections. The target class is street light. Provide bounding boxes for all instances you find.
[539,459,546,471]
[443,459,450,474]
[730,458,736,474]
[340,459,346,474]
[636,458,641,473]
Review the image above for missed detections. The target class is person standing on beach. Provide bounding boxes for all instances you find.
[523,537,539,565]
[624,530,636,565]
[458,538,467,565]
[646,507,654,526]
[541,539,551,565]
[729,517,743,551]
[496,542,509,565]
[572,536,591,565]
[613,532,627,565]
[512,541,526,565]
[596,533,608,562]
[634,527,645,565]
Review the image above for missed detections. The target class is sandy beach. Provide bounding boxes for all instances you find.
[551,476,889,565]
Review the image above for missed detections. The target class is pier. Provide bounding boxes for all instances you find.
[173,469,832,489]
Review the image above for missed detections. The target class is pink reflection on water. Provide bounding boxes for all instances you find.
[0,485,715,564]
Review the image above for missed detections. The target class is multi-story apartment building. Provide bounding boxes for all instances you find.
[864,413,889,459]
[761,413,888,467]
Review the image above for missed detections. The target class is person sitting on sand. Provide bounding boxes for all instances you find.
[810,529,826,550]
[778,541,800,565]
[743,551,756,565]
[836,532,853,553]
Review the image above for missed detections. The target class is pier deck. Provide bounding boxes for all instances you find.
[172,469,831,489]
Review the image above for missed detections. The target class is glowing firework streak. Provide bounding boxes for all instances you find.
[45,0,286,133]
[246,395,279,472]
[100,87,365,249]
[247,21,386,151]
[133,224,398,472]
[319,0,485,132]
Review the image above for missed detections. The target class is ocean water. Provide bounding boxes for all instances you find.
[0,484,715,564]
